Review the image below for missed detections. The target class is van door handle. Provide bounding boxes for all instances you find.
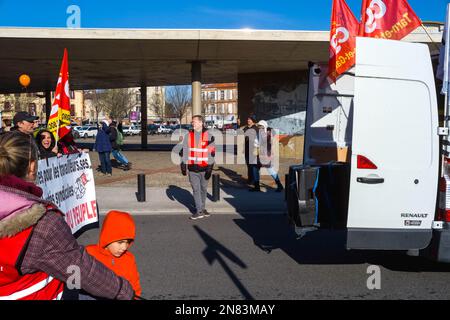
[357,177,384,184]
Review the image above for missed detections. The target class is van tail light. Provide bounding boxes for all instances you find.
[438,175,450,222]
[357,155,378,170]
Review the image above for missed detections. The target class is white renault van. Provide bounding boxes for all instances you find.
[287,37,450,262]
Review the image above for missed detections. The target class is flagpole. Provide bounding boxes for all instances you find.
[421,24,441,52]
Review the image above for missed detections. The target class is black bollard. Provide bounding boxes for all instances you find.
[212,174,220,202]
[137,174,146,202]
[285,173,289,201]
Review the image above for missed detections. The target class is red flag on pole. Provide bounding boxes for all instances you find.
[47,48,71,141]
[328,0,360,82]
[360,0,422,40]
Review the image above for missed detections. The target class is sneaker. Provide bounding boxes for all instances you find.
[203,210,211,217]
[189,213,204,220]
[107,173,112,177]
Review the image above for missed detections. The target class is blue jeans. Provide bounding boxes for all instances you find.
[267,167,280,181]
[98,152,112,174]
[112,149,129,165]
[251,165,260,184]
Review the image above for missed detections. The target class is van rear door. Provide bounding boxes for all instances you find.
[346,37,439,250]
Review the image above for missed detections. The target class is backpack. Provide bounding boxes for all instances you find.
[116,130,124,146]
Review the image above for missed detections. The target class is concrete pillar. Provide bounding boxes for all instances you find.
[191,61,202,116]
[45,90,52,124]
[140,85,148,149]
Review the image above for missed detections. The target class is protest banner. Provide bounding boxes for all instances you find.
[37,153,98,236]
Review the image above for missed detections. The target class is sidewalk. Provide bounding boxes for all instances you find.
[95,186,287,215]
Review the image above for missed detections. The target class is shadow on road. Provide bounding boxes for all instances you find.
[233,214,450,272]
[166,185,196,214]
[217,166,275,191]
[193,225,254,300]
[218,181,450,272]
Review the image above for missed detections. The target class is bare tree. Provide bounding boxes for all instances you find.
[87,89,134,123]
[101,89,134,121]
[87,90,106,125]
[166,85,191,124]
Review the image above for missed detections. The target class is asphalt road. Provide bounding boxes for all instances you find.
[77,213,450,300]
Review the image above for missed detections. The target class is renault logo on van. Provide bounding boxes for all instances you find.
[401,213,428,218]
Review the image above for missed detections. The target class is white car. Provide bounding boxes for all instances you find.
[157,125,172,134]
[73,126,83,133]
[78,126,98,138]
[122,125,140,136]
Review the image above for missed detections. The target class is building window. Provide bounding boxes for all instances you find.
[4,102,11,111]
[220,91,225,100]
[208,92,215,100]
[70,104,75,116]
[70,91,75,99]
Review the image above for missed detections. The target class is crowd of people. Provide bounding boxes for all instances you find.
[0,110,283,299]
[242,114,284,193]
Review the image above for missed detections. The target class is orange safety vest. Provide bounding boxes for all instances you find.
[0,209,65,300]
[187,131,212,168]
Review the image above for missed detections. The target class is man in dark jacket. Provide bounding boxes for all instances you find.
[94,120,113,176]
[180,115,215,220]
[244,115,260,191]
[11,111,39,136]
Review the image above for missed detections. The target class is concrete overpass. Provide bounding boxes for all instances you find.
[0,26,443,149]
[0,27,442,93]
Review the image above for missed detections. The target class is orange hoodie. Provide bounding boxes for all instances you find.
[86,210,142,296]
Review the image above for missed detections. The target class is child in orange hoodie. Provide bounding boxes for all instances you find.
[85,210,142,297]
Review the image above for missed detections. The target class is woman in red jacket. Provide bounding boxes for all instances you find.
[0,131,134,300]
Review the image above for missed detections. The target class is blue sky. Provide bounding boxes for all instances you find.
[0,0,447,30]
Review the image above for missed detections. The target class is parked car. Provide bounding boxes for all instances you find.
[78,126,98,138]
[122,125,140,136]
[171,124,192,131]
[157,125,172,134]
[205,121,217,129]
[73,126,83,134]
[147,124,159,135]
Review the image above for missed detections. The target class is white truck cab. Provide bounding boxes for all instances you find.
[287,37,449,261]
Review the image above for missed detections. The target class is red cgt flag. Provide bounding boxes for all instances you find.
[328,0,360,83]
[360,0,422,40]
[47,48,71,140]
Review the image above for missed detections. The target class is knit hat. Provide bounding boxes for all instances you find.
[257,120,268,129]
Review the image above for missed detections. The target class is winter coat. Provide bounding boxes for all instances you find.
[94,122,112,153]
[255,127,275,168]
[0,175,134,300]
[244,124,258,164]
[86,210,142,296]
[58,131,81,155]
[109,126,119,150]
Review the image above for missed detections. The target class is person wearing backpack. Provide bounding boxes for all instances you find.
[110,122,131,171]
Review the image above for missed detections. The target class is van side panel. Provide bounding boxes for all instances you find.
[347,38,439,249]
